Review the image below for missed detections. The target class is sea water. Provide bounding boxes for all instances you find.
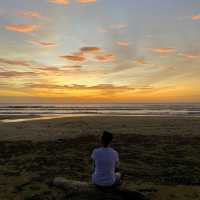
[0,103,200,119]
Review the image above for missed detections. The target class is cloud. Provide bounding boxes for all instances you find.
[5,24,39,32]
[134,58,147,65]
[110,23,127,30]
[30,40,56,48]
[192,14,200,20]
[0,57,83,73]
[0,71,36,78]
[61,65,82,69]
[89,84,133,90]
[61,46,115,62]
[95,53,115,62]
[60,54,86,62]
[17,11,48,20]
[97,23,127,34]
[36,65,82,74]
[116,41,129,47]
[179,53,199,59]
[36,66,66,73]
[77,0,96,3]
[150,48,176,54]
[0,58,31,67]
[80,46,101,53]
[26,83,135,91]
[97,27,109,33]
[49,0,69,5]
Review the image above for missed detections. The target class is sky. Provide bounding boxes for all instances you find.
[0,0,200,103]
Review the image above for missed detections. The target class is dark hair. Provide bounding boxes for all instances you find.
[101,131,113,147]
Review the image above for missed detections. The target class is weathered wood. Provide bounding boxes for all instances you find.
[53,177,147,200]
[53,177,93,193]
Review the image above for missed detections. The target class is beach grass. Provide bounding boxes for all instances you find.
[0,116,200,199]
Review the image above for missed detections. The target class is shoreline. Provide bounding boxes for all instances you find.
[0,115,200,141]
[1,114,200,123]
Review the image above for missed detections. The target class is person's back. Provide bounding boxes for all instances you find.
[91,131,121,187]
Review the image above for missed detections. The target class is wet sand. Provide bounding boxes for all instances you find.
[0,116,200,141]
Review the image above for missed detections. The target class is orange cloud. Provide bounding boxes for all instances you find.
[26,83,135,91]
[60,46,100,62]
[30,40,56,48]
[0,71,36,78]
[80,46,101,53]
[5,24,39,32]
[192,14,200,20]
[61,46,115,62]
[135,58,146,65]
[60,55,86,62]
[49,0,69,5]
[17,11,48,20]
[95,53,115,62]
[0,58,30,66]
[179,53,199,59]
[78,0,96,3]
[116,41,129,47]
[36,65,82,75]
[151,48,176,54]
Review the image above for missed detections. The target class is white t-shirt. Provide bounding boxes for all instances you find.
[91,147,119,186]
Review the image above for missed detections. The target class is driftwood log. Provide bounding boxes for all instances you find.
[53,177,148,200]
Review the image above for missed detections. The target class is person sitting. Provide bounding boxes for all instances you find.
[91,131,122,187]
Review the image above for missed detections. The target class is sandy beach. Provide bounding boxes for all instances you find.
[0,115,200,141]
[0,116,200,199]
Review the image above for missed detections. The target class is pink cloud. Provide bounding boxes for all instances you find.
[60,46,100,62]
[36,65,82,75]
[17,11,48,20]
[150,48,176,54]
[30,40,56,48]
[95,53,115,62]
[80,46,101,54]
[77,0,96,3]
[49,0,69,5]
[192,14,200,20]
[60,55,86,62]
[0,58,30,66]
[0,71,36,78]
[61,46,115,62]
[179,53,199,59]
[116,41,129,47]
[135,58,146,65]
[5,24,39,32]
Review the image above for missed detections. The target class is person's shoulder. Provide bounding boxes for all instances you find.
[92,147,102,153]
[109,147,118,154]
[91,147,101,159]
[110,148,119,161]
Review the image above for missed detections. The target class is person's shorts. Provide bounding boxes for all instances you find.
[93,172,123,188]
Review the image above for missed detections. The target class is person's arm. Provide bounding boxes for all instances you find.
[90,149,96,174]
[115,151,120,172]
[115,161,120,172]
[91,160,95,174]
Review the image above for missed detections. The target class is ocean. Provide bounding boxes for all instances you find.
[0,103,200,117]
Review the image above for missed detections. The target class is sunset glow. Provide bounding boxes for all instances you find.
[0,0,200,103]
